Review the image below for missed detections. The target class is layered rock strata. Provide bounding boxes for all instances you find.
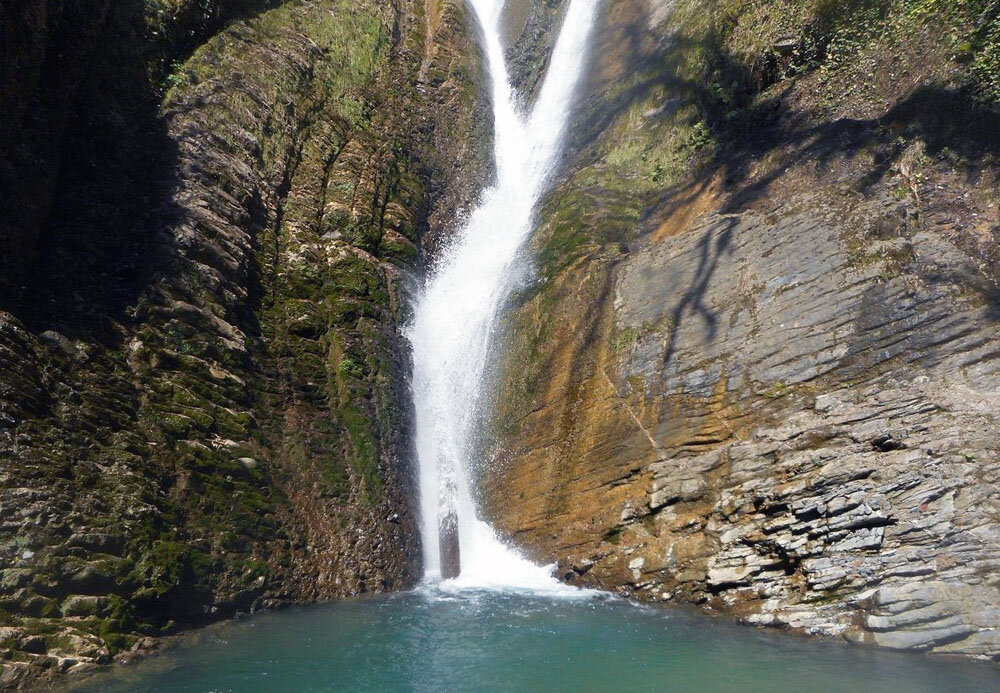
[486,0,1000,659]
[0,0,486,686]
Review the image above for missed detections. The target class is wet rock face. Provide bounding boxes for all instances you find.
[0,0,487,684]
[486,0,1000,660]
[501,0,566,101]
[439,511,462,580]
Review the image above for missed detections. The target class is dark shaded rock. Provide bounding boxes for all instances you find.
[0,0,490,682]
[20,637,46,655]
[65,565,116,596]
[439,511,461,580]
[871,434,907,452]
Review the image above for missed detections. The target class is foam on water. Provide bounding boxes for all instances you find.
[406,0,599,592]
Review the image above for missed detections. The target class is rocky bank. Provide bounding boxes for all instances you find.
[486,0,1000,661]
[2,0,1000,687]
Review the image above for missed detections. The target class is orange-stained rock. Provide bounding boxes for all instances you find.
[483,0,1000,659]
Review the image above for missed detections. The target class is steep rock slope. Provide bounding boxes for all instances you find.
[486,0,1000,658]
[0,0,486,686]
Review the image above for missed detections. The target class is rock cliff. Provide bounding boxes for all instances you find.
[486,0,1000,660]
[0,0,486,686]
[2,0,1000,685]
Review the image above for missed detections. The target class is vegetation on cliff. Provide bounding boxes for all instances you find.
[2,0,998,685]
[0,0,486,686]
[526,0,999,284]
[486,0,1000,659]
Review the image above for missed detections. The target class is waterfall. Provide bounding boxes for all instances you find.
[407,0,599,590]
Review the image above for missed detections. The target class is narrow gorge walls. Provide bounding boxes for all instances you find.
[485,0,1000,658]
[2,0,999,686]
[0,0,488,685]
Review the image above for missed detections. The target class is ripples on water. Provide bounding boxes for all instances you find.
[76,588,998,692]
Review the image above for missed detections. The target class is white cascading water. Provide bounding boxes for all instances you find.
[408,0,599,591]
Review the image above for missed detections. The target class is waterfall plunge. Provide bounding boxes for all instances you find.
[407,0,599,591]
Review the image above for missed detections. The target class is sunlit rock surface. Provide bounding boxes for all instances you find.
[485,0,1000,659]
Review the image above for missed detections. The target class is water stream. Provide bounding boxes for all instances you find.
[407,0,597,589]
[69,4,1000,690]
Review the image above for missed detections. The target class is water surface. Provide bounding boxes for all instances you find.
[77,588,998,692]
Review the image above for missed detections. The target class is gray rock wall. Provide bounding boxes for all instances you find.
[484,0,1000,661]
[612,193,1000,655]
